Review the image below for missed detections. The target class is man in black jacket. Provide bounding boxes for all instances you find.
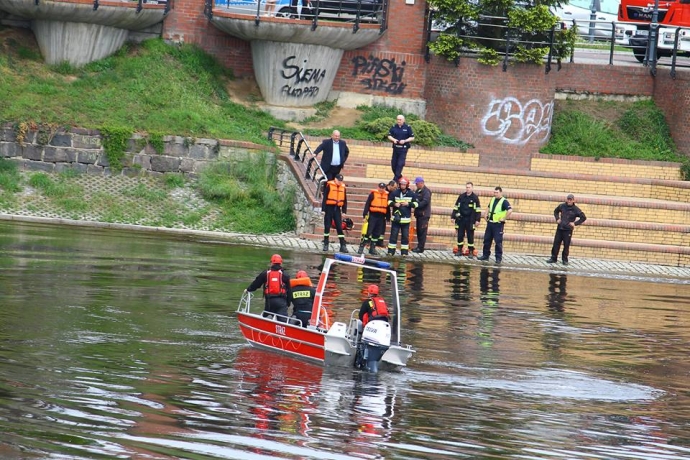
[314,130,349,180]
[547,194,587,266]
[244,254,291,322]
[412,176,432,253]
[451,181,482,258]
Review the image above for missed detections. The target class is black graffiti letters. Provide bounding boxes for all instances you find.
[281,56,327,86]
[351,55,407,94]
[281,85,320,98]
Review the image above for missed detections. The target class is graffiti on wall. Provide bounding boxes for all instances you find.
[480,97,553,145]
[280,56,327,99]
[351,55,406,95]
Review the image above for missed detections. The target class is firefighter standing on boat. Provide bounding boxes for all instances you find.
[288,270,316,327]
[322,174,349,253]
[244,254,291,322]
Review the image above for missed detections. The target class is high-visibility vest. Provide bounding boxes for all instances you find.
[325,181,346,206]
[487,197,507,223]
[368,189,389,214]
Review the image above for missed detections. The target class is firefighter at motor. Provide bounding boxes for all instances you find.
[288,270,316,327]
[358,284,391,326]
[387,177,418,256]
[321,174,349,253]
[451,181,482,258]
[358,182,391,256]
[244,254,291,322]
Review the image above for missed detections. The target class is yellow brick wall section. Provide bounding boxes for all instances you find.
[350,145,480,167]
[531,158,682,181]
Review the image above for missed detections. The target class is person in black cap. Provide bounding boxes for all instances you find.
[321,174,349,253]
[358,181,391,256]
[547,193,587,266]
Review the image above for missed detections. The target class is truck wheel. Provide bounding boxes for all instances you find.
[633,46,647,63]
[276,6,292,18]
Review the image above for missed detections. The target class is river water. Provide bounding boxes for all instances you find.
[1,221,689,459]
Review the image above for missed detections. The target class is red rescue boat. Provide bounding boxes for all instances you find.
[237,254,415,372]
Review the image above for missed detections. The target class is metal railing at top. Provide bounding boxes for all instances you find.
[268,128,327,200]
[210,0,387,33]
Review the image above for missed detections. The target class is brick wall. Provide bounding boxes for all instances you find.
[424,57,557,169]
[553,63,653,97]
[652,68,690,158]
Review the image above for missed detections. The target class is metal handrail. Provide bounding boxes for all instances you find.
[268,128,328,200]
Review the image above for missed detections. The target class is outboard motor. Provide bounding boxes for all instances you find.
[358,320,391,373]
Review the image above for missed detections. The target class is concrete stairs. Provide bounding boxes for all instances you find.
[286,134,690,267]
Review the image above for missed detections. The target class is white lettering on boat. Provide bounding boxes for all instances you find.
[276,325,286,336]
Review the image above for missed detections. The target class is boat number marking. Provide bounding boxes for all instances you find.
[276,325,286,335]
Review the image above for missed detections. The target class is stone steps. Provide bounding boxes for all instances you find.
[286,139,689,266]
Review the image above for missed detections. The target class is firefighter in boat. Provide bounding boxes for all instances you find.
[358,285,390,326]
[244,254,291,322]
[288,270,316,327]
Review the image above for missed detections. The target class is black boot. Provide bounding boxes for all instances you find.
[339,239,348,253]
[368,243,379,256]
[357,242,366,255]
[322,237,329,252]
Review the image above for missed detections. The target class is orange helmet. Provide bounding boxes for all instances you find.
[399,177,409,186]
[367,285,379,296]
[270,254,282,265]
[296,270,308,279]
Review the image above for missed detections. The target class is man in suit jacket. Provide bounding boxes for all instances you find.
[314,130,349,180]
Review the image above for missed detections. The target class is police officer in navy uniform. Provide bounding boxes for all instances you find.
[288,270,316,327]
[477,187,513,264]
[245,254,291,322]
[387,115,415,182]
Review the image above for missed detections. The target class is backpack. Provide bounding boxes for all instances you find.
[264,269,286,297]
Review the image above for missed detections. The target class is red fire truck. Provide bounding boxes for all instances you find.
[618,0,690,62]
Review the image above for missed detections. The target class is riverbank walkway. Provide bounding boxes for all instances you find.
[3,214,689,283]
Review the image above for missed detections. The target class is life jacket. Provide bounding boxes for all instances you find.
[325,180,346,206]
[363,296,389,326]
[368,189,389,214]
[264,269,286,297]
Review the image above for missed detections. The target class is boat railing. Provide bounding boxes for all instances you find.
[237,290,253,313]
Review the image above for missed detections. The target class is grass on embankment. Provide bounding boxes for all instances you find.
[0,36,283,146]
[0,155,296,234]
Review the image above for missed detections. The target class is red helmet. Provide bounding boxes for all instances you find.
[270,254,282,265]
[367,285,379,296]
[399,177,409,186]
[296,270,308,279]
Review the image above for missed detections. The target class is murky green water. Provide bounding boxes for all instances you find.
[1,221,689,459]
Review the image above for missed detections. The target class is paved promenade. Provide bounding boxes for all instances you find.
[3,214,689,283]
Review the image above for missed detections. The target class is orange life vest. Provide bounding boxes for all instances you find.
[368,189,389,214]
[325,180,346,206]
[363,296,390,326]
[264,269,286,297]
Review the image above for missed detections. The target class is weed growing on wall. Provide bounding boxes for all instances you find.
[197,154,296,234]
[100,126,132,171]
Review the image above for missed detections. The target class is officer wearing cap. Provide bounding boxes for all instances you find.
[547,194,587,266]
[412,176,432,254]
[359,181,391,256]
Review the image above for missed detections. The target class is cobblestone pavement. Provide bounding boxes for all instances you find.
[3,215,688,284]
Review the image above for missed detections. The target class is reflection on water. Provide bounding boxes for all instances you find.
[1,221,690,459]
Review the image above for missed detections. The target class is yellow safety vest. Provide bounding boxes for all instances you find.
[487,197,507,223]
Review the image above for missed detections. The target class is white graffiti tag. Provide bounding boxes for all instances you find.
[480,97,554,145]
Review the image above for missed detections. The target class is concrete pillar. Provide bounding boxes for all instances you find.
[33,20,129,67]
[251,40,344,107]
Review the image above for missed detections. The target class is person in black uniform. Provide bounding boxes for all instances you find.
[387,115,415,182]
[244,254,291,322]
[451,181,482,258]
[288,270,316,327]
[547,194,587,266]
[321,174,349,253]
[412,176,432,253]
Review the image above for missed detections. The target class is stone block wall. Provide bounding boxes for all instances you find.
[0,123,272,177]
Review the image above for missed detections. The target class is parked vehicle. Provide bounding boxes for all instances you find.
[214,0,294,17]
[215,0,382,19]
[618,0,690,62]
[552,0,636,45]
